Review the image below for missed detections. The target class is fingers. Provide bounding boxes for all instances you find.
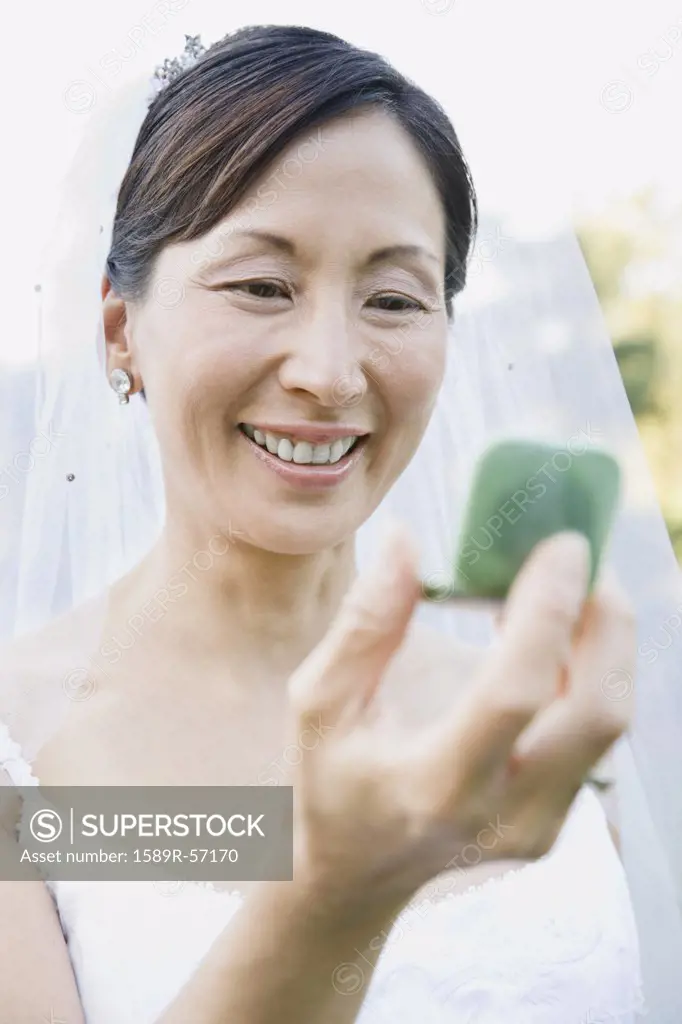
[418,532,593,783]
[487,531,592,707]
[288,521,422,730]
[509,575,636,793]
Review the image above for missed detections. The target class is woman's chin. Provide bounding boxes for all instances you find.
[230,512,358,557]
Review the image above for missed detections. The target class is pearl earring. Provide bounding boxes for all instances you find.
[109,368,134,405]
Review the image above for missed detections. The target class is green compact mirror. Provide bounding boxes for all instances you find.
[423,439,621,602]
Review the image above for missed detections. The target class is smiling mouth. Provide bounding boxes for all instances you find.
[238,424,364,466]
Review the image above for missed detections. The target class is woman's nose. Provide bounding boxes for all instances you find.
[277,306,367,408]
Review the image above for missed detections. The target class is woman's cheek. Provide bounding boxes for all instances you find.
[371,330,446,405]
[165,330,253,397]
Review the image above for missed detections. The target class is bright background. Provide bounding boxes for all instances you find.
[3,0,681,550]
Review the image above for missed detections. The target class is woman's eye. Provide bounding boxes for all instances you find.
[368,294,426,313]
[223,281,290,299]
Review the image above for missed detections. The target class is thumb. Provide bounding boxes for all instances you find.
[486,531,591,711]
[441,531,592,773]
[290,521,422,726]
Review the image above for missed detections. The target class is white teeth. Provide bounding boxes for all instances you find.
[311,444,331,464]
[293,441,314,464]
[277,438,294,462]
[242,425,361,466]
[329,439,345,464]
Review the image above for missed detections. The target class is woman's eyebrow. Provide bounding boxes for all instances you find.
[364,244,441,268]
[194,230,442,279]
[214,230,440,263]
[226,229,296,255]
[191,231,296,278]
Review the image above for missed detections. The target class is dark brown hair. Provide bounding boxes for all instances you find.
[106,24,478,318]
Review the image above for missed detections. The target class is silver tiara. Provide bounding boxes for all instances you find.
[149,34,207,102]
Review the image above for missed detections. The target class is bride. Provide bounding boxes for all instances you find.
[0,23,680,1024]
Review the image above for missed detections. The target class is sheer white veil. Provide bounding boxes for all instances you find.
[1,52,681,1024]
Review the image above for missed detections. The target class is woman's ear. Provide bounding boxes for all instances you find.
[101,274,143,394]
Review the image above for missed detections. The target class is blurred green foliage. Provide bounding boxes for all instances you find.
[577,189,682,562]
[613,337,661,417]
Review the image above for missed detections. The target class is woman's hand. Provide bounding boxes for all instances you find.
[286,525,635,924]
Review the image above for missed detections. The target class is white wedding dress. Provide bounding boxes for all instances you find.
[1,720,645,1023]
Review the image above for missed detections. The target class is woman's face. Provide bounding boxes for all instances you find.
[121,108,449,553]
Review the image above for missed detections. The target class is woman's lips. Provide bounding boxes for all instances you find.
[238,429,367,489]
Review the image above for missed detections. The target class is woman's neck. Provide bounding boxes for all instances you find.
[110,522,358,682]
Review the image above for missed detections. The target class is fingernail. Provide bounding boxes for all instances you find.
[548,531,592,590]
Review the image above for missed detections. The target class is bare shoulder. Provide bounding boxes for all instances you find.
[0,599,98,682]
[0,598,108,747]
